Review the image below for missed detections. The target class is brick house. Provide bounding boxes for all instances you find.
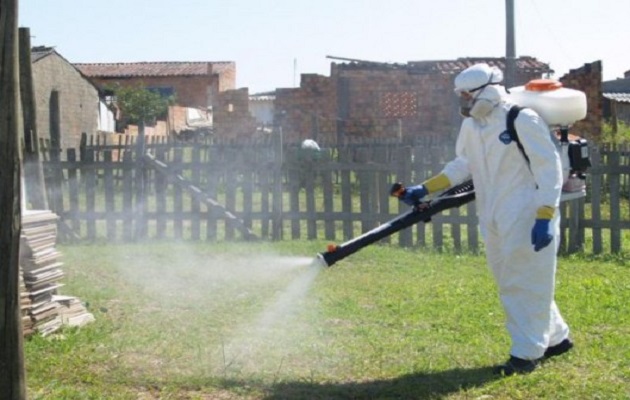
[74,61,236,109]
[31,47,113,150]
[74,61,259,138]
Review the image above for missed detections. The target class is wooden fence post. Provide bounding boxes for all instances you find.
[225,146,238,240]
[397,145,413,247]
[322,148,335,240]
[340,144,353,240]
[608,149,621,253]
[104,150,116,241]
[19,27,47,209]
[47,90,64,216]
[190,144,201,239]
[134,122,147,240]
[155,145,167,240]
[173,147,184,239]
[272,129,284,240]
[205,144,219,240]
[590,146,603,253]
[66,148,80,238]
[242,146,254,235]
[122,149,134,241]
[0,0,27,396]
[83,142,96,240]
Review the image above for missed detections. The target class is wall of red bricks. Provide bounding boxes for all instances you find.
[274,74,337,142]
[274,63,545,143]
[560,61,603,140]
[214,88,257,139]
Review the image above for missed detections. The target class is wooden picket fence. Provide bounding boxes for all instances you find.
[36,133,630,254]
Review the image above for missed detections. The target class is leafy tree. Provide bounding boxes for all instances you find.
[107,83,174,126]
[602,120,630,145]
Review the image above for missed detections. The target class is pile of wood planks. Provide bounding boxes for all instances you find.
[19,210,94,336]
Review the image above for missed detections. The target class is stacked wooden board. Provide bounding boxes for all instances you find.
[20,210,94,336]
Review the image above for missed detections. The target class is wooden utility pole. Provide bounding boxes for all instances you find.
[0,0,28,398]
[505,0,516,88]
[19,26,48,210]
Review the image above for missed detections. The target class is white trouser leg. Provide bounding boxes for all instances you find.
[482,214,569,360]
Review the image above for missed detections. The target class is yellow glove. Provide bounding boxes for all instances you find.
[536,206,555,219]
[423,173,451,194]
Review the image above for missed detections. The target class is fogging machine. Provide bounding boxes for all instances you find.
[316,180,476,267]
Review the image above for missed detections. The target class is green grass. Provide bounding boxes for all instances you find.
[25,241,630,399]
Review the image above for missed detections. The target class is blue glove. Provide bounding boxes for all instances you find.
[531,219,553,252]
[401,185,428,206]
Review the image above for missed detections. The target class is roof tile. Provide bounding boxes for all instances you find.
[74,61,234,78]
[337,56,551,75]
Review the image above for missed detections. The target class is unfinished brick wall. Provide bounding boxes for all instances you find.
[274,74,337,143]
[560,61,602,140]
[275,70,457,143]
[275,61,545,144]
[214,88,257,139]
[336,68,455,140]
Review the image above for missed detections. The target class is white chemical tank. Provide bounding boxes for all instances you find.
[508,79,587,126]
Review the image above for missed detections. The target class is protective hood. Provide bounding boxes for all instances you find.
[454,63,504,94]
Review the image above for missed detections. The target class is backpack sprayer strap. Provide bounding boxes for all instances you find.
[506,105,530,165]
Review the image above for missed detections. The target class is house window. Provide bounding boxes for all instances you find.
[380,91,418,118]
[147,86,175,98]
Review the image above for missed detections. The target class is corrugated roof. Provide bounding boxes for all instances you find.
[250,91,276,101]
[603,92,630,103]
[74,61,234,78]
[602,77,630,93]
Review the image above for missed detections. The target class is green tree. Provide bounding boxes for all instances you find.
[108,83,174,126]
[602,120,630,145]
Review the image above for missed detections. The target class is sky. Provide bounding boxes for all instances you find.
[19,0,630,94]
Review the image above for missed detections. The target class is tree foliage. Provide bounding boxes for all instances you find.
[108,83,174,126]
[602,120,630,145]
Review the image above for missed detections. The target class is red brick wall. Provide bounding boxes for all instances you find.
[214,88,257,139]
[274,74,337,142]
[560,61,602,140]
[336,68,454,140]
[275,64,544,143]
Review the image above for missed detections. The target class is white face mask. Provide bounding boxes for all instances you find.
[469,98,495,119]
[459,85,502,119]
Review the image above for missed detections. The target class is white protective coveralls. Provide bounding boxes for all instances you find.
[441,64,570,360]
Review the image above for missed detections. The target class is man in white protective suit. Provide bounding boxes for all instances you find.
[400,63,573,376]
